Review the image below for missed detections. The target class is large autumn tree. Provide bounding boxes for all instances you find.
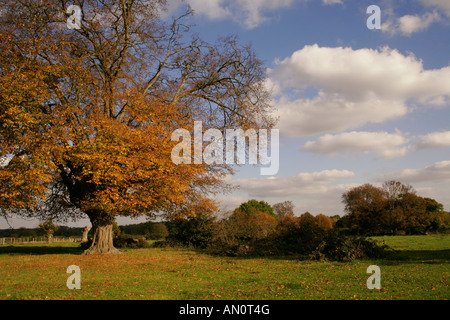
[0,0,275,254]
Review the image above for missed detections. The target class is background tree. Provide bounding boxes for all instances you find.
[146,223,169,240]
[343,181,446,235]
[165,212,217,249]
[273,201,295,223]
[342,184,387,235]
[229,209,277,241]
[315,214,333,231]
[334,215,350,230]
[399,192,428,235]
[329,215,341,226]
[298,212,316,225]
[0,0,275,254]
[235,199,275,218]
[424,198,449,232]
[81,226,91,243]
[38,220,59,244]
[382,180,415,235]
[282,212,325,254]
[273,201,297,239]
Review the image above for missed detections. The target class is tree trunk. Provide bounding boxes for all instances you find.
[81,226,91,242]
[83,212,121,255]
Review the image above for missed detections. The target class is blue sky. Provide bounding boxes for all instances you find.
[182,0,450,218]
[2,0,450,228]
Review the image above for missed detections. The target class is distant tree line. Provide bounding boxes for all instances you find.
[0,221,169,242]
[0,225,84,238]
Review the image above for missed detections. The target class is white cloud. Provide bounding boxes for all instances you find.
[322,0,343,5]
[213,194,250,213]
[382,11,441,36]
[268,45,450,137]
[168,0,296,29]
[274,94,408,137]
[301,131,410,159]
[227,169,357,215]
[236,0,295,29]
[414,131,450,150]
[399,12,440,35]
[378,160,450,183]
[419,0,450,17]
[233,169,355,198]
[300,130,450,158]
[186,0,231,20]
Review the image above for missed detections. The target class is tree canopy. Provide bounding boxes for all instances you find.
[0,0,275,254]
[342,181,446,235]
[234,199,275,217]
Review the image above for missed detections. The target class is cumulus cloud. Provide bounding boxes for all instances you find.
[268,45,450,137]
[167,0,296,29]
[236,0,295,29]
[213,194,251,213]
[226,169,357,215]
[274,95,407,137]
[419,0,450,17]
[301,131,410,159]
[233,169,355,198]
[414,131,450,150]
[378,160,450,183]
[382,11,441,36]
[186,0,231,20]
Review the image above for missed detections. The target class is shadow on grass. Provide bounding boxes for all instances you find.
[0,244,84,255]
[381,249,450,265]
[171,244,450,265]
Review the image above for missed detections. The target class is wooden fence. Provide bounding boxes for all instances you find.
[0,236,82,245]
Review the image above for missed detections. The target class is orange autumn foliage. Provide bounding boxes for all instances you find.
[0,1,274,253]
[315,214,333,231]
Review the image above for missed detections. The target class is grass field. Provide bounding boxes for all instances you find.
[0,235,448,300]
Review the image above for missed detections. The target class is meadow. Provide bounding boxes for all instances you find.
[0,234,448,300]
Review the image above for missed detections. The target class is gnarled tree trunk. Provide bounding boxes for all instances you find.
[81,225,91,242]
[83,211,121,255]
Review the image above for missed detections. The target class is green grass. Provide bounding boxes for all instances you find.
[0,235,448,300]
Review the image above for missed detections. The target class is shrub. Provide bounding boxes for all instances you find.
[270,213,326,256]
[207,211,325,257]
[204,210,280,257]
[114,234,150,248]
[165,213,217,249]
[310,230,390,262]
[206,213,389,261]
[80,234,150,250]
[146,223,169,240]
